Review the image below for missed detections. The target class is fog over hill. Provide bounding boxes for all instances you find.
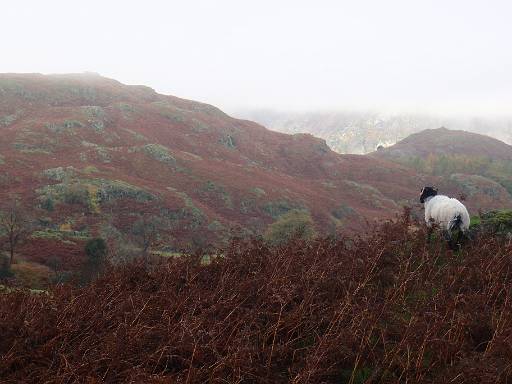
[235,109,512,154]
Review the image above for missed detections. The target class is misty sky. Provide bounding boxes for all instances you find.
[2,0,511,115]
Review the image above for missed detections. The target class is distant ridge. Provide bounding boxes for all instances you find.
[374,127,512,160]
[238,109,512,155]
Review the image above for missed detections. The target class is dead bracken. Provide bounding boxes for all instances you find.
[0,213,512,383]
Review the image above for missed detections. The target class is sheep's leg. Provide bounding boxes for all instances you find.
[457,229,469,247]
[448,229,464,251]
[426,226,434,244]
[442,229,457,251]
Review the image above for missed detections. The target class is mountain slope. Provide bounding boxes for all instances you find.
[0,74,419,262]
[1,74,511,269]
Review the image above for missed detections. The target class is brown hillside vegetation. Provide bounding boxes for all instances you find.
[1,215,512,383]
[0,73,418,258]
[1,74,511,267]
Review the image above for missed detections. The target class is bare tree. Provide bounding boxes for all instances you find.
[0,199,31,266]
[131,214,166,265]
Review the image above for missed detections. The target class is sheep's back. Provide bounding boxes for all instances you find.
[425,195,470,231]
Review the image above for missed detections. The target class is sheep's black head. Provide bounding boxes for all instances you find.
[420,186,438,203]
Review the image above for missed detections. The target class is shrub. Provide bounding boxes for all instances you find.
[331,204,355,220]
[0,255,13,279]
[264,209,316,245]
[471,209,512,235]
[85,238,108,261]
[81,238,108,282]
[63,183,89,205]
[40,197,55,211]
[262,199,296,218]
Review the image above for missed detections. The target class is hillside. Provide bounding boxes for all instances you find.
[1,74,511,274]
[373,127,512,202]
[0,74,419,267]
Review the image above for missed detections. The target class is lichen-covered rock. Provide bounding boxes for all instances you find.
[82,106,106,132]
[45,120,84,133]
[251,187,266,197]
[0,113,18,127]
[95,147,111,163]
[37,178,156,211]
[91,179,156,202]
[42,167,77,181]
[13,142,53,155]
[219,134,236,149]
[140,144,176,167]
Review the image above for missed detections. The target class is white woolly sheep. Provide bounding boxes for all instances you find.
[419,186,470,235]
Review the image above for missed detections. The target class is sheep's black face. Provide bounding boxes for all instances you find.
[420,186,437,203]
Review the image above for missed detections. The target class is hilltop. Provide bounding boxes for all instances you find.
[376,127,512,160]
[372,127,512,206]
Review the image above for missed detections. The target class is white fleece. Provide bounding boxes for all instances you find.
[424,195,470,232]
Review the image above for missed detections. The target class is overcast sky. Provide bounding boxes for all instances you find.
[1,0,511,115]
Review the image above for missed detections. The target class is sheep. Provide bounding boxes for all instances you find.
[420,186,470,247]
